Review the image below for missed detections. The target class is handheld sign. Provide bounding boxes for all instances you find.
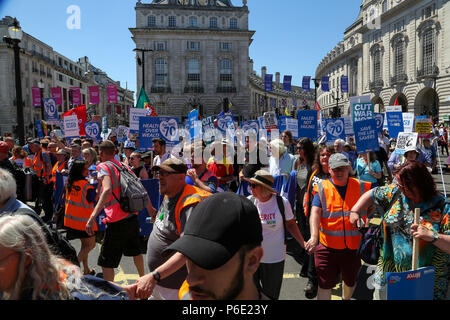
[188,109,200,141]
[386,266,435,300]
[202,116,216,144]
[242,120,259,137]
[394,132,418,155]
[343,116,354,136]
[353,119,379,154]
[63,114,80,138]
[159,116,179,149]
[139,117,160,151]
[415,117,432,139]
[84,122,101,143]
[402,113,415,133]
[386,112,404,139]
[298,110,318,140]
[352,102,374,123]
[130,108,149,132]
[43,98,59,125]
[217,113,234,135]
[263,111,278,130]
[325,118,345,144]
[374,113,385,136]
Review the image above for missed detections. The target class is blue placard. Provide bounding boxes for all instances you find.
[84,122,101,143]
[188,109,200,141]
[353,118,379,154]
[35,120,44,139]
[158,116,179,148]
[386,112,404,139]
[102,116,108,133]
[341,76,349,93]
[325,118,346,143]
[302,76,311,92]
[278,116,290,133]
[374,113,385,136]
[242,120,259,137]
[217,113,234,135]
[283,75,292,92]
[298,110,318,140]
[43,98,59,125]
[264,74,273,92]
[139,117,160,151]
[386,266,435,300]
[321,76,329,92]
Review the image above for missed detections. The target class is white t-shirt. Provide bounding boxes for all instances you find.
[248,194,294,263]
[153,152,172,167]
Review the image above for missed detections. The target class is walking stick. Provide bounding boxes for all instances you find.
[411,208,421,270]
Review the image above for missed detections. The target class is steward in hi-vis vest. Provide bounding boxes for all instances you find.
[64,179,97,231]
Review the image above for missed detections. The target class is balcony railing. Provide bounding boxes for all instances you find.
[417,65,439,79]
[391,73,408,85]
[369,79,384,90]
[151,86,171,94]
[184,86,204,93]
[216,86,237,93]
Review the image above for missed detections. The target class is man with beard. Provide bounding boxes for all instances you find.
[165,192,269,300]
[186,144,218,193]
[128,157,211,300]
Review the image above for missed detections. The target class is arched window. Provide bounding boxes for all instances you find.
[373,49,381,82]
[155,58,168,87]
[210,17,218,28]
[187,58,200,87]
[422,28,435,74]
[230,18,238,29]
[393,40,404,78]
[220,59,232,87]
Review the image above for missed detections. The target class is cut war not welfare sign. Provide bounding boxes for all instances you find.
[352,102,374,123]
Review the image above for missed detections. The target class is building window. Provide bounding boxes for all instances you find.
[393,40,404,76]
[230,18,238,29]
[394,20,404,33]
[220,59,233,87]
[422,28,435,74]
[382,0,388,13]
[168,16,176,27]
[187,41,200,52]
[373,49,382,81]
[189,17,197,27]
[422,4,436,20]
[155,58,168,87]
[187,58,200,87]
[148,16,156,27]
[154,42,167,51]
[220,42,232,52]
[210,17,218,28]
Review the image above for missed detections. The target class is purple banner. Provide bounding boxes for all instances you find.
[32,87,41,107]
[89,86,100,105]
[51,87,62,106]
[70,87,81,106]
[107,84,118,104]
[283,75,292,92]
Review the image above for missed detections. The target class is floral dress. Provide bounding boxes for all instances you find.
[371,184,450,300]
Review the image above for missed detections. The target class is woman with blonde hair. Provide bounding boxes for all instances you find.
[10,146,28,168]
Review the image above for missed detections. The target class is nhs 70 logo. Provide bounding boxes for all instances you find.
[85,122,100,139]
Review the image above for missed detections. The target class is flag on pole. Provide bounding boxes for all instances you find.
[314,101,321,111]
[394,97,399,106]
[136,86,157,117]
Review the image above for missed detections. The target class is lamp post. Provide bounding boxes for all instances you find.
[133,48,153,92]
[331,87,344,119]
[3,18,25,145]
[38,78,45,121]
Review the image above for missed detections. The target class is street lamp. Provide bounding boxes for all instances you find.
[38,79,45,121]
[331,87,344,119]
[133,48,153,92]
[3,18,25,145]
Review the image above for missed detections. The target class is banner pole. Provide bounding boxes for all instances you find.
[411,208,421,271]
[435,139,447,197]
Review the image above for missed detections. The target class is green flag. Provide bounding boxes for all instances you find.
[136,85,150,109]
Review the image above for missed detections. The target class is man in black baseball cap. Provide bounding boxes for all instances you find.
[164,192,267,300]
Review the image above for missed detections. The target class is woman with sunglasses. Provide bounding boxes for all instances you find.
[301,144,335,299]
[350,160,450,300]
[129,152,149,180]
[246,170,305,300]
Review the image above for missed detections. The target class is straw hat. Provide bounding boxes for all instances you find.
[243,170,277,194]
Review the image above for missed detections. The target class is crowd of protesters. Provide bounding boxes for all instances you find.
[0,123,449,301]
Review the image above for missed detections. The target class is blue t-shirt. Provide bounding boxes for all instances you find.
[356,158,381,184]
[311,178,348,208]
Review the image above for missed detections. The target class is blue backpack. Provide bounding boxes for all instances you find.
[70,275,129,300]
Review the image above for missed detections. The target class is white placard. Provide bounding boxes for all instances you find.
[402,113,415,133]
[394,132,418,155]
[129,108,149,131]
[63,114,79,138]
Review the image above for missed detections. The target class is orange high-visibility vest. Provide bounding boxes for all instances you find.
[304,169,318,217]
[32,149,49,180]
[50,161,67,187]
[64,180,97,231]
[178,280,192,300]
[165,184,211,236]
[313,178,371,250]
[24,156,32,169]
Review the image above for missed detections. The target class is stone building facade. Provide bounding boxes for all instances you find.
[0,16,133,136]
[315,0,450,124]
[130,0,254,122]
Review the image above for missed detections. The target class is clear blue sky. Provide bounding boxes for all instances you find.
[0,0,363,99]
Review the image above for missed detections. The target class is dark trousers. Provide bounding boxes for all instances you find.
[441,143,449,156]
[253,260,285,300]
[35,181,53,223]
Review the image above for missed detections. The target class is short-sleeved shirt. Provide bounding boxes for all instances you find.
[249,195,294,263]
[198,170,218,194]
[269,152,295,176]
[371,184,450,300]
[146,188,196,289]
[356,158,382,184]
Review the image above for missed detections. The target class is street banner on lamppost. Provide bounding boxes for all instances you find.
[89,86,100,105]
[51,87,63,106]
[264,74,273,92]
[302,76,311,92]
[107,84,118,104]
[32,87,41,106]
[283,75,292,92]
[70,87,81,106]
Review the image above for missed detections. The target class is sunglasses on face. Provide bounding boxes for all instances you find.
[250,183,258,189]
[156,171,173,177]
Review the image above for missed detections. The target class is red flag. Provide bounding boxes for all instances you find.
[394,97,399,106]
[314,101,321,111]
[144,102,158,117]
[62,105,88,136]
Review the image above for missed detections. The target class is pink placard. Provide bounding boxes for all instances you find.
[32,87,41,106]
[107,84,118,104]
[89,86,100,105]
[51,87,62,106]
[70,87,81,106]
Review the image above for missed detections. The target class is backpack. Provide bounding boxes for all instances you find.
[69,275,129,300]
[12,207,79,266]
[105,161,149,213]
